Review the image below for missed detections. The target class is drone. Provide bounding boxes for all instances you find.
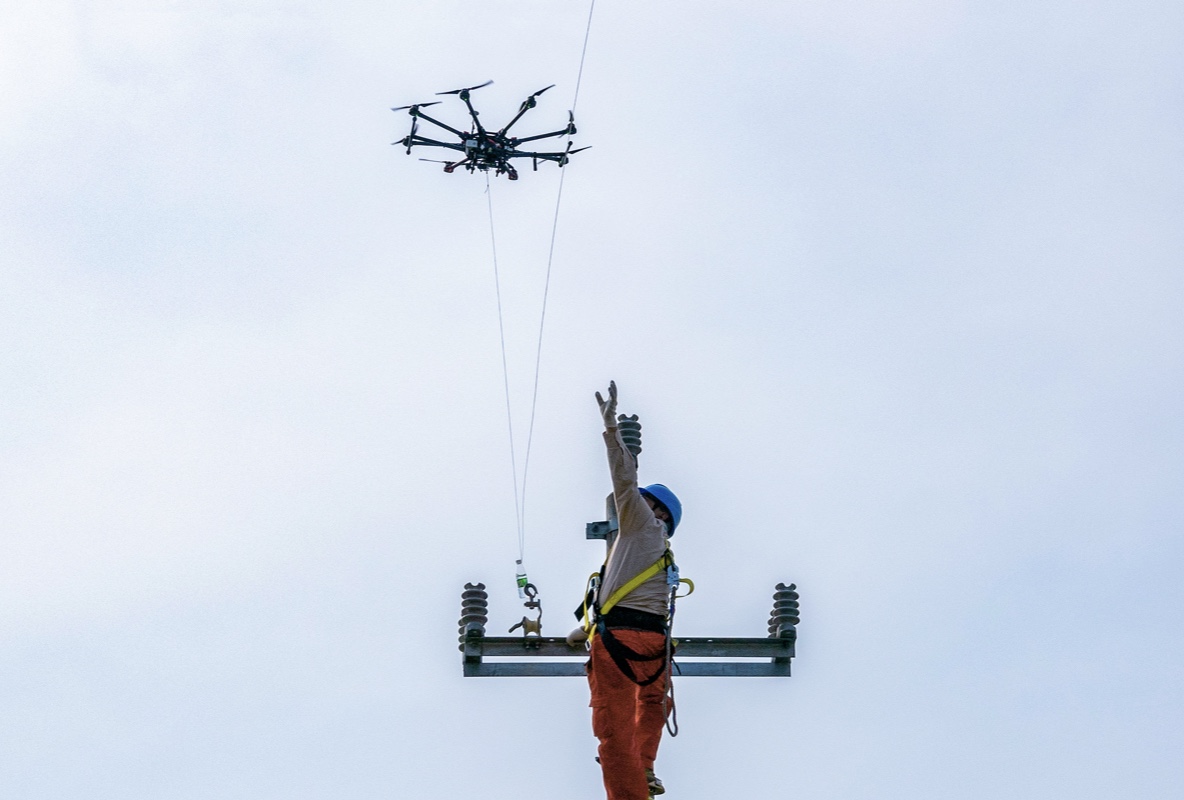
[391,81,588,180]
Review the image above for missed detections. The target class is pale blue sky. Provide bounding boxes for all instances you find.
[2,2,1182,798]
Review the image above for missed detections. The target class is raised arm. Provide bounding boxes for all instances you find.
[595,381,647,528]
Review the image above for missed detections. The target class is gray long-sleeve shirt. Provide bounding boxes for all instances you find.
[597,427,670,618]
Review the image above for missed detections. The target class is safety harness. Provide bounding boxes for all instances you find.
[578,546,695,693]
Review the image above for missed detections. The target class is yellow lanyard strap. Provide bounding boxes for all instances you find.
[599,548,674,617]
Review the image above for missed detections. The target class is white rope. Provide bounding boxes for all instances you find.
[481,0,598,569]
[517,0,597,562]
[485,174,524,549]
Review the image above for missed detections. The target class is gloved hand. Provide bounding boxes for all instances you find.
[595,381,618,429]
[566,627,589,647]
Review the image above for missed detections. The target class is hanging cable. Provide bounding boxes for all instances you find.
[480,0,597,601]
[485,174,524,553]
[517,0,598,559]
[570,0,597,112]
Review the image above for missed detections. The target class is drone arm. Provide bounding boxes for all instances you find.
[499,107,532,137]
[512,151,567,161]
[459,95,487,136]
[513,126,576,145]
[411,111,467,138]
[404,136,467,153]
[510,146,589,165]
[499,85,555,137]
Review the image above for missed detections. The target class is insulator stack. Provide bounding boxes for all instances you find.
[617,414,643,456]
[767,582,800,637]
[458,582,489,651]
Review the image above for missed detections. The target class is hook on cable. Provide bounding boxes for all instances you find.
[508,582,544,637]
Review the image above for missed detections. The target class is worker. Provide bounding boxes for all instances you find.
[568,381,683,800]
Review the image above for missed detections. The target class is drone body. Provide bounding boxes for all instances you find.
[392,81,588,180]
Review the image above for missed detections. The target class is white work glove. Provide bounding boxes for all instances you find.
[595,381,618,429]
[566,626,589,647]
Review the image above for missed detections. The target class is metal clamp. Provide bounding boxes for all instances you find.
[508,582,543,637]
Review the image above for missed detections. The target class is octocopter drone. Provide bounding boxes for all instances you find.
[391,81,588,180]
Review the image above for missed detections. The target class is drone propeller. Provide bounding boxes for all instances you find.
[557,140,591,166]
[391,101,441,113]
[517,84,555,112]
[437,80,493,96]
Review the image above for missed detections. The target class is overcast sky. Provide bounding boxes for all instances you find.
[2,2,1182,798]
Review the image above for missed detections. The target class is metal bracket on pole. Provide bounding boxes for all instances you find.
[585,493,619,545]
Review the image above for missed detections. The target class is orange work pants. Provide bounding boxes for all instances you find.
[588,629,669,800]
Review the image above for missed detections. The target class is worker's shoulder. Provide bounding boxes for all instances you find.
[614,523,668,567]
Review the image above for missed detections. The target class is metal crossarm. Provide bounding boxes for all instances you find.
[456,526,800,679]
[460,633,796,678]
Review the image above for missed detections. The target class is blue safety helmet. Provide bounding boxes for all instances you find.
[640,484,682,535]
